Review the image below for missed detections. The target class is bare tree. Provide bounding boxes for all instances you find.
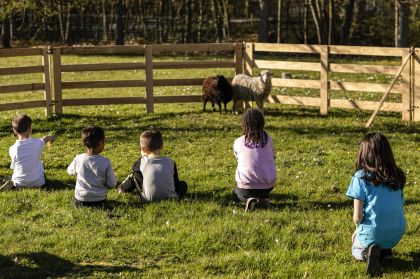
[397,0,410,47]
[258,0,270,42]
[340,0,355,45]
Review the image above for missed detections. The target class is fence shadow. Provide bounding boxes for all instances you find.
[0,252,142,278]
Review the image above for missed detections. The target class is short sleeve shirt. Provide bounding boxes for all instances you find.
[346,170,406,248]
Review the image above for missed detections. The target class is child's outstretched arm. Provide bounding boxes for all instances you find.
[352,199,363,242]
[42,135,56,143]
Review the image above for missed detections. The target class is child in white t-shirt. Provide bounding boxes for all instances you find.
[67,125,117,208]
[0,114,55,191]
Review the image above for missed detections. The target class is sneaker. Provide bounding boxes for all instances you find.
[258,198,270,209]
[0,180,14,191]
[245,197,258,212]
[117,174,134,193]
[366,244,381,276]
[380,249,393,266]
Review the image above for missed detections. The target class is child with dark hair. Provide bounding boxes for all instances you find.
[232,109,276,211]
[1,114,55,191]
[346,133,406,276]
[117,128,187,203]
[67,126,117,207]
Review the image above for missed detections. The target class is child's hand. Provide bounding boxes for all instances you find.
[352,229,357,243]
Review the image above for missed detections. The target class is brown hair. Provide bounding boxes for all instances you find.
[12,114,32,134]
[82,126,105,149]
[241,109,267,148]
[140,128,163,152]
[356,133,405,191]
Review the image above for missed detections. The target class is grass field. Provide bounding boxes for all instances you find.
[0,55,419,278]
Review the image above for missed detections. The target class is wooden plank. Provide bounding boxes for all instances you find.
[61,63,146,72]
[0,66,44,76]
[61,80,146,89]
[272,78,319,88]
[0,100,46,111]
[151,43,235,53]
[153,60,235,69]
[254,60,320,71]
[244,42,254,76]
[145,45,154,113]
[330,63,399,74]
[267,95,320,106]
[320,45,329,115]
[0,83,45,94]
[234,43,243,75]
[365,52,411,127]
[414,50,420,121]
[62,97,146,106]
[52,48,63,115]
[330,99,402,112]
[330,81,403,94]
[401,49,411,121]
[153,95,202,103]
[42,47,52,117]
[253,43,321,53]
[154,78,204,86]
[60,45,145,55]
[329,45,405,57]
[0,48,43,57]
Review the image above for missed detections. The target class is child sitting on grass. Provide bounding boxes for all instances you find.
[346,133,406,276]
[1,114,55,191]
[232,109,276,211]
[67,126,117,208]
[117,128,187,203]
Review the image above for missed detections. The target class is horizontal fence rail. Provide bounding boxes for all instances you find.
[0,43,419,123]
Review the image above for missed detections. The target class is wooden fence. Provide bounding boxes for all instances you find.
[0,47,53,116]
[1,43,419,123]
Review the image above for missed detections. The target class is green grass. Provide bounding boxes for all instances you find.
[0,55,419,278]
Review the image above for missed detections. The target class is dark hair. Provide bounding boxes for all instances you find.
[356,133,405,191]
[82,126,105,149]
[140,128,163,152]
[241,109,267,148]
[12,114,32,134]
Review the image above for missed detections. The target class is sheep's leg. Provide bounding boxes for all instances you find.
[256,100,264,113]
[217,101,222,114]
[211,100,216,112]
[232,99,239,115]
[224,101,228,113]
[203,99,208,112]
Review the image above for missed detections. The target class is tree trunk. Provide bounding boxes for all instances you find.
[222,0,229,42]
[2,17,11,48]
[186,0,193,43]
[116,0,125,45]
[65,3,71,45]
[258,0,269,42]
[340,0,355,45]
[397,0,409,47]
[328,0,333,44]
[197,0,203,42]
[102,0,107,42]
[58,3,65,44]
[309,0,323,44]
[277,0,282,43]
[304,0,308,44]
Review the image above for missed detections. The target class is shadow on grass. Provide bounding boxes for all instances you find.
[384,250,420,273]
[0,252,142,278]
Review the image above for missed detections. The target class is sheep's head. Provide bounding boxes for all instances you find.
[259,70,273,83]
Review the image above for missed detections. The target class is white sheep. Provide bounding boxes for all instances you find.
[231,70,273,114]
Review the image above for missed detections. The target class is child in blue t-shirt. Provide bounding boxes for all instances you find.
[346,133,406,276]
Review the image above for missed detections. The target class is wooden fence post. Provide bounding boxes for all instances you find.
[401,48,411,121]
[145,45,154,113]
[42,47,52,117]
[234,43,243,75]
[244,42,253,76]
[320,45,329,115]
[414,48,420,122]
[52,47,63,115]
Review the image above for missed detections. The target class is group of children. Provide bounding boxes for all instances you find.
[0,110,407,276]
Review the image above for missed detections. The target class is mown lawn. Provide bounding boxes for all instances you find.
[0,55,419,278]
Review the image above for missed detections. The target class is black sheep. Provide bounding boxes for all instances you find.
[202,75,233,113]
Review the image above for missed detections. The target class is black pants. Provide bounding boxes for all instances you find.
[232,186,273,202]
[1,175,12,185]
[119,173,188,199]
[73,197,106,208]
